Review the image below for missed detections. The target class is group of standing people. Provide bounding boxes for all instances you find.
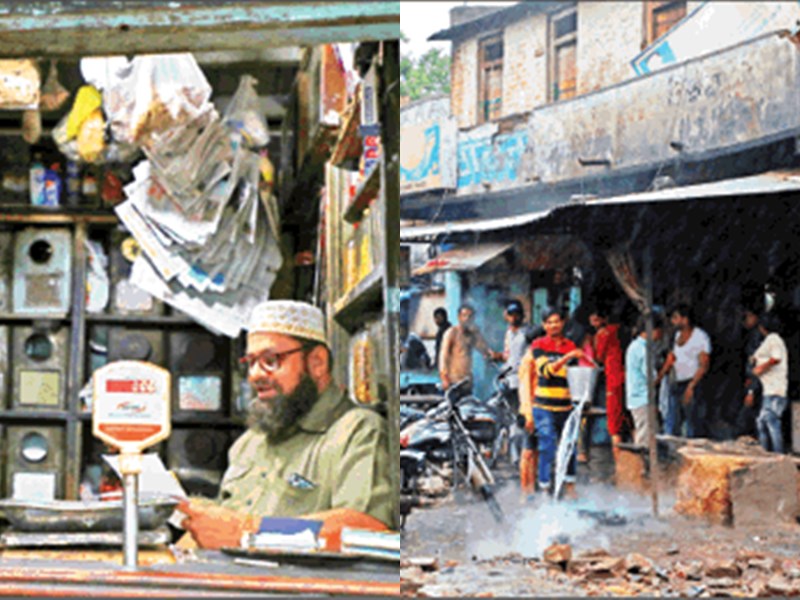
[425,297,791,499]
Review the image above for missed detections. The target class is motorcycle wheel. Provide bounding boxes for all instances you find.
[490,428,510,468]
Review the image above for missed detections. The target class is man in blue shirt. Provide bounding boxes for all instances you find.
[625,314,665,445]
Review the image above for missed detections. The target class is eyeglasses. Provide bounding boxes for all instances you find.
[239,345,307,373]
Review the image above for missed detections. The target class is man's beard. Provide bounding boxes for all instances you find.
[247,374,319,441]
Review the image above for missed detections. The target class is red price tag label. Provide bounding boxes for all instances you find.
[106,379,156,394]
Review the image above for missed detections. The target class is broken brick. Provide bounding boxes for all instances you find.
[625,552,654,574]
[736,549,766,561]
[408,556,439,572]
[543,543,572,566]
[705,559,741,579]
[577,548,611,559]
[675,560,705,581]
[781,559,800,579]
[586,556,625,578]
[747,558,775,572]
[766,574,796,596]
[706,577,737,588]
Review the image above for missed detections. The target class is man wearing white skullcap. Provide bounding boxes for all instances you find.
[178,300,393,550]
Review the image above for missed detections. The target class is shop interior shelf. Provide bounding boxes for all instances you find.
[333,268,384,332]
[0,312,70,322]
[0,209,117,225]
[76,411,245,427]
[85,314,197,326]
[329,98,362,167]
[171,413,246,427]
[0,409,71,421]
[343,161,381,224]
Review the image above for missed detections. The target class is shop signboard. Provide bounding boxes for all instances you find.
[93,361,171,453]
[631,1,800,76]
[400,117,457,194]
[456,123,529,195]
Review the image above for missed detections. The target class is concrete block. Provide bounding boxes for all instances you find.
[730,457,798,527]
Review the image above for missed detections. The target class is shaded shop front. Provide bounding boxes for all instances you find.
[402,170,800,444]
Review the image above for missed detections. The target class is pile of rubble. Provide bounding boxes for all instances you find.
[400,546,800,597]
[545,544,800,597]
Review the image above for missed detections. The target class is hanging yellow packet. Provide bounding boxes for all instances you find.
[66,85,102,140]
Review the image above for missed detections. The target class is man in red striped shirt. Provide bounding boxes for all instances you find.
[531,308,584,496]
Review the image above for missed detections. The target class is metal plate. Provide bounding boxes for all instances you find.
[178,375,222,411]
[0,231,12,312]
[169,331,226,414]
[0,527,171,547]
[12,227,72,315]
[107,327,164,364]
[4,425,64,500]
[0,497,179,532]
[0,325,7,408]
[12,325,68,409]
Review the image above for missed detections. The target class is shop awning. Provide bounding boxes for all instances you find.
[412,242,513,275]
[401,169,800,243]
[400,210,551,242]
[574,169,800,208]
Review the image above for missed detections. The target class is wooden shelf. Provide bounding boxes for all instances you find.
[0,208,117,225]
[76,412,246,427]
[171,413,246,427]
[329,98,362,167]
[86,314,196,326]
[0,312,70,322]
[343,162,381,224]
[333,268,384,332]
[0,409,71,421]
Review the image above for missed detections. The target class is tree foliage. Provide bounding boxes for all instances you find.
[401,31,451,102]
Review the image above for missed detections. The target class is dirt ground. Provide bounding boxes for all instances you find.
[401,447,800,597]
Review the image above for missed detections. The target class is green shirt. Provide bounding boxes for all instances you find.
[217,383,394,528]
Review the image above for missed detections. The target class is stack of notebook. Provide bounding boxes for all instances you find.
[340,528,400,561]
[244,518,323,551]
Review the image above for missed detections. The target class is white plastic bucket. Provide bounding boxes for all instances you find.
[566,366,599,405]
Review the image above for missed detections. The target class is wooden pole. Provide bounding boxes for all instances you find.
[643,244,660,517]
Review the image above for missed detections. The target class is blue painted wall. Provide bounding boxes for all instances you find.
[460,276,529,400]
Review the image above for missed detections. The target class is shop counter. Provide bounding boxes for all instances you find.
[0,547,399,597]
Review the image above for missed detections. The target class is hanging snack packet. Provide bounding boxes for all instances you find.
[77,108,106,163]
[21,109,42,144]
[66,85,103,140]
[223,75,269,149]
[40,61,70,111]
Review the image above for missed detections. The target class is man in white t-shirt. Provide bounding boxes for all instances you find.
[656,304,711,438]
[751,312,789,453]
[500,300,532,465]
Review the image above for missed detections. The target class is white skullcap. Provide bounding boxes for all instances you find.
[247,300,327,345]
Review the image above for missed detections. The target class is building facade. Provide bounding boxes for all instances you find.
[401,1,800,437]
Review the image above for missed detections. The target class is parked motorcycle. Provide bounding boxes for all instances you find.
[482,365,518,467]
[400,369,441,396]
[400,404,426,431]
[400,378,505,524]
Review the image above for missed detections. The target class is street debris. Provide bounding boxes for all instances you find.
[402,469,800,597]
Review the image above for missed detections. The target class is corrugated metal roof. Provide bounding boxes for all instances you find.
[412,242,513,275]
[401,169,800,242]
[400,210,551,241]
[577,169,800,208]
